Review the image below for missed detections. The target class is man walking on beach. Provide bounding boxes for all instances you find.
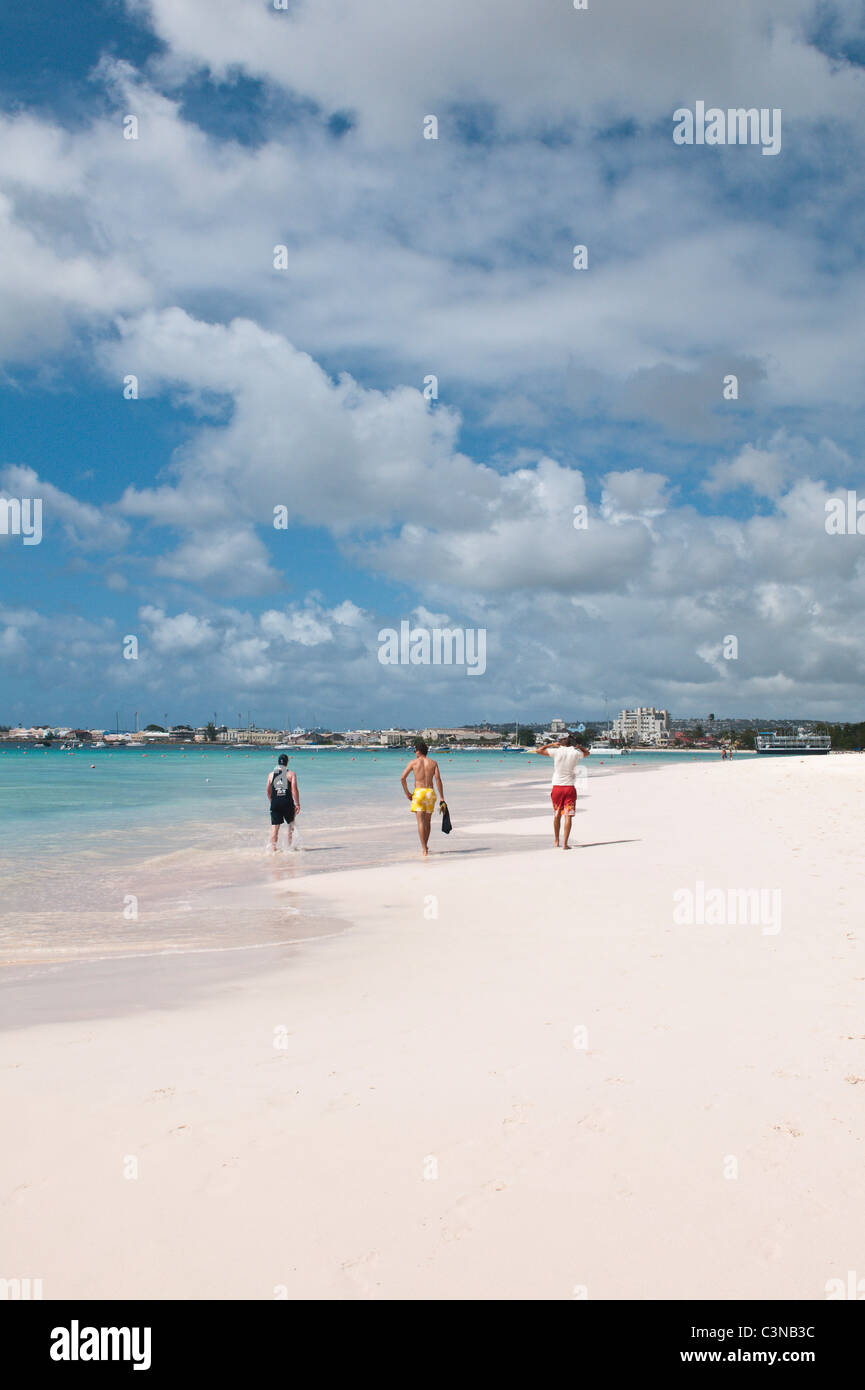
[534,732,589,849]
[401,737,444,858]
[267,753,300,850]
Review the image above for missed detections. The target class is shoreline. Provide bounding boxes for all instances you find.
[2,756,863,1298]
[0,760,652,981]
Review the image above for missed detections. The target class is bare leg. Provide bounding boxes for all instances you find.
[285,822,294,848]
[269,823,279,851]
[552,810,561,846]
[562,810,574,849]
[416,810,432,856]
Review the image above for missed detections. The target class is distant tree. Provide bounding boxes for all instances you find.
[205,722,217,742]
[815,721,865,751]
[145,724,165,732]
[694,724,705,739]
[518,728,537,747]
[737,728,756,750]
[41,734,53,746]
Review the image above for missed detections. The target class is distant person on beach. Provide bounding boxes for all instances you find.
[267,753,300,851]
[534,732,589,850]
[401,737,444,858]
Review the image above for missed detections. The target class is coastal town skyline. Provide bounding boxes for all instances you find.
[3,707,858,749]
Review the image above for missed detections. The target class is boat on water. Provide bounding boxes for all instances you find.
[588,745,622,756]
[126,740,145,748]
[755,729,831,755]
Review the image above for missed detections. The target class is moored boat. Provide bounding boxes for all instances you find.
[755,729,830,754]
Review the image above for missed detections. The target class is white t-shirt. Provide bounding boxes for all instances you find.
[550,747,584,787]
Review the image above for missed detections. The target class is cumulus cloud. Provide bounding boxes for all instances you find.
[1,465,130,549]
[130,0,859,140]
[3,3,865,721]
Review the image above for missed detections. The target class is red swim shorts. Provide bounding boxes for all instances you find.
[551,784,576,813]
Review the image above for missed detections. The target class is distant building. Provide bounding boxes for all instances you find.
[549,718,566,734]
[612,707,671,746]
[422,727,501,745]
[217,727,279,745]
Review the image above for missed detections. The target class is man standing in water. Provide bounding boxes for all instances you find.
[267,753,300,851]
[401,737,444,857]
[533,732,589,849]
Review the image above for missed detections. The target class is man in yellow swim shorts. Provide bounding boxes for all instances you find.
[400,737,445,858]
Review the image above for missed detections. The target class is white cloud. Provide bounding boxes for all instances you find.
[600,470,671,523]
[260,607,334,647]
[4,5,865,720]
[139,605,215,652]
[130,0,858,139]
[1,464,130,549]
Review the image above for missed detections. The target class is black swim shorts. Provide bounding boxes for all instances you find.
[270,795,296,825]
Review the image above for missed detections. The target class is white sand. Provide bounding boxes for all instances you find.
[2,756,864,1300]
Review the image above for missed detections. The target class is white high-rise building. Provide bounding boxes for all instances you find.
[612,707,671,746]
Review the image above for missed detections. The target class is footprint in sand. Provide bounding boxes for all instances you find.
[439,1177,512,1242]
[844,1075,865,1085]
[577,1107,614,1132]
[326,1091,360,1112]
[340,1251,381,1297]
[503,1102,534,1128]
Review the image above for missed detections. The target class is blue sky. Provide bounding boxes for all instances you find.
[2,0,865,728]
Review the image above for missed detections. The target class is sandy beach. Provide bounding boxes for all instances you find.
[2,755,863,1300]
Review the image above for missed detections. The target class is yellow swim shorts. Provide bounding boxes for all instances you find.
[410,787,437,814]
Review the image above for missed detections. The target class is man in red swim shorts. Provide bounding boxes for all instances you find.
[533,732,589,849]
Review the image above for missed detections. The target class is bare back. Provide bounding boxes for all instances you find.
[411,754,438,788]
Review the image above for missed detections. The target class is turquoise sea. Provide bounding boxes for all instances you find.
[0,746,741,972]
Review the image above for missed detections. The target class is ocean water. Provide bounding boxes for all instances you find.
[0,746,737,971]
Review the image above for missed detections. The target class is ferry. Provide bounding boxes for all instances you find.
[588,744,622,756]
[755,729,831,755]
